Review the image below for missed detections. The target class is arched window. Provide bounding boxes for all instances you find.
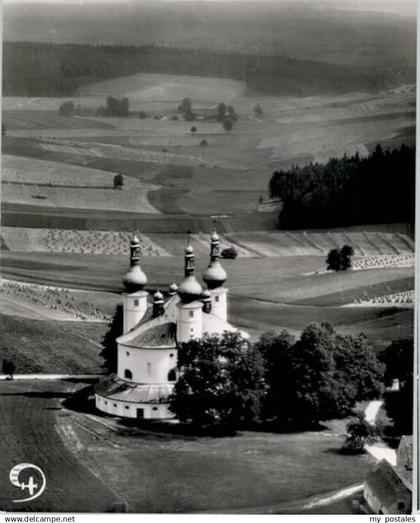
[124,369,133,380]
[168,369,177,382]
[147,362,152,376]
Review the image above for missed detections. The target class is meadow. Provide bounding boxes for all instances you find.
[67,412,375,513]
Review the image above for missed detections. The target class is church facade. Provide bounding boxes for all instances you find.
[95,231,248,420]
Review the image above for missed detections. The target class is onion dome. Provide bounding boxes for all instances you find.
[152,290,165,318]
[211,230,220,242]
[203,261,227,289]
[202,289,211,299]
[202,229,227,289]
[122,234,147,292]
[168,282,178,295]
[177,241,202,303]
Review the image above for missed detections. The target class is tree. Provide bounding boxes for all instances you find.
[340,245,354,270]
[217,102,227,122]
[190,126,197,134]
[381,339,413,435]
[113,173,124,190]
[101,96,130,117]
[223,118,233,133]
[169,332,265,430]
[326,248,342,271]
[343,413,379,454]
[254,330,295,421]
[200,139,208,147]
[184,110,195,122]
[58,100,75,117]
[178,98,194,120]
[138,111,148,119]
[100,304,123,373]
[326,246,354,271]
[2,359,16,380]
[221,246,238,259]
[227,105,238,122]
[253,103,263,117]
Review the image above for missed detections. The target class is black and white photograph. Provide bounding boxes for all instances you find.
[0,0,417,515]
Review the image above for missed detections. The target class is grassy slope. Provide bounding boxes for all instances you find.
[0,313,106,373]
[68,412,375,513]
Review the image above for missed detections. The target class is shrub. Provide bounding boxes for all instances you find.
[221,246,238,259]
[342,413,379,454]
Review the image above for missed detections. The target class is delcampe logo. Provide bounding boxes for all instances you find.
[9,463,46,503]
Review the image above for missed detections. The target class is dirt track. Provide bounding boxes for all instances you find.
[0,380,122,512]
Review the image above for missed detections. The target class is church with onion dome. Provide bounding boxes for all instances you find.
[95,231,248,420]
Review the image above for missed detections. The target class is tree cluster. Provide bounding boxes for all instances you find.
[380,339,413,435]
[98,96,129,117]
[269,145,415,228]
[168,322,385,431]
[178,98,195,121]
[326,245,354,271]
[169,331,265,429]
[255,323,384,427]
[58,100,75,116]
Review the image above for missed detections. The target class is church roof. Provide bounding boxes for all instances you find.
[95,375,174,404]
[129,322,177,348]
[365,460,412,508]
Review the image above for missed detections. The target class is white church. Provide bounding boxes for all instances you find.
[95,231,248,420]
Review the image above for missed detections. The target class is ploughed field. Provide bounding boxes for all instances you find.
[2,73,415,217]
[1,72,415,372]
[0,247,413,374]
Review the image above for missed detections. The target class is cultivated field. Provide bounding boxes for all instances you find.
[0,313,106,373]
[78,73,247,105]
[1,72,415,369]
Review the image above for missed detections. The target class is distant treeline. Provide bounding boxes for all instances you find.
[3,41,415,98]
[269,145,415,229]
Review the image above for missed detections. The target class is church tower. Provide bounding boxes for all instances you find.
[202,230,228,322]
[176,240,203,343]
[121,235,148,333]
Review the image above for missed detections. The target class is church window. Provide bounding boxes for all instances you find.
[124,369,133,379]
[147,362,152,376]
[113,403,117,408]
[190,327,194,332]
[168,369,177,382]
[104,401,108,405]
[126,351,130,356]
[125,406,129,410]
[152,407,158,411]
[189,311,194,317]
[170,353,174,358]
[215,296,220,302]
[134,299,139,306]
